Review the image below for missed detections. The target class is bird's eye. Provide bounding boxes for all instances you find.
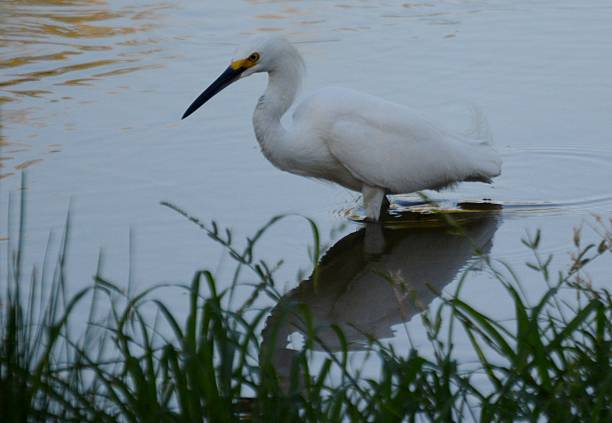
[249,52,260,62]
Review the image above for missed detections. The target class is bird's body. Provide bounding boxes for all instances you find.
[286,87,500,193]
[183,36,501,221]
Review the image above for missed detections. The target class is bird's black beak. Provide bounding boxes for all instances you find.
[182,65,244,119]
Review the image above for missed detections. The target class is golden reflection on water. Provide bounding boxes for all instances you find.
[0,0,171,178]
[0,0,167,90]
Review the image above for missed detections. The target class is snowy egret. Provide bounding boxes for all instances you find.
[182,35,502,221]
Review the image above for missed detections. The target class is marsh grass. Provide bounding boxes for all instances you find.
[1,179,611,422]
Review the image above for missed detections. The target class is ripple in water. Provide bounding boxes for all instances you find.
[342,147,612,225]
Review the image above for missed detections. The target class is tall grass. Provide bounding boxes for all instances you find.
[1,180,611,422]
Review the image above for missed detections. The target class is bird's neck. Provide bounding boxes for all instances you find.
[252,59,302,168]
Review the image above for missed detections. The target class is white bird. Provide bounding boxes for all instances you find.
[182,35,502,221]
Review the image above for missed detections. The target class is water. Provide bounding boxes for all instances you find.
[2,0,612,388]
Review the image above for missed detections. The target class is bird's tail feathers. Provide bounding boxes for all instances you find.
[476,146,502,179]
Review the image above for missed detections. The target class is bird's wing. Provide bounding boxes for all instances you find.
[325,112,475,194]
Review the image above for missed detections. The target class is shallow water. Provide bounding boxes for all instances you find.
[2,0,612,388]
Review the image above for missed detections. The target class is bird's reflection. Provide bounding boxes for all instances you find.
[261,213,500,386]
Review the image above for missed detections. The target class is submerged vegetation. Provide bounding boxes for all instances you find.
[1,182,611,422]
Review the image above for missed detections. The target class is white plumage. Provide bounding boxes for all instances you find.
[182,35,502,221]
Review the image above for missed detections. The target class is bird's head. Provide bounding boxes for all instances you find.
[182,35,301,120]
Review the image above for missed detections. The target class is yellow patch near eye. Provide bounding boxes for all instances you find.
[230,58,257,71]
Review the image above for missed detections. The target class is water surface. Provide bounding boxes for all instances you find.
[2,0,612,386]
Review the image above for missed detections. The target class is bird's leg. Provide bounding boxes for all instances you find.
[362,185,387,222]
